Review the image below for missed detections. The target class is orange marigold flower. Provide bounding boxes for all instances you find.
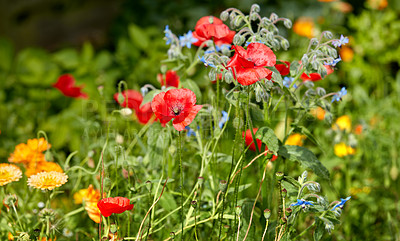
[76,185,102,223]
[332,115,352,132]
[340,46,354,62]
[367,0,388,10]
[27,171,68,190]
[8,143,31,164]
[0,163,22,186]
[27,138,51,153]
[310,107,326,120]
[285,133,306,146]
[25,161,64,177]
[293,17,315,38]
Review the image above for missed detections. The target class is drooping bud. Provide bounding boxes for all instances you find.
[220,11,229,21]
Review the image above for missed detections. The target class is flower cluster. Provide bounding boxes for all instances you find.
[74,184,103,223]
[8,138,64,177]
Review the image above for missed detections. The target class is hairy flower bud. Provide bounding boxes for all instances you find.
[284,19,292,29]
[220,11,229,21]
[233,34,245,46]
[270,13,278,22]
[251,4,261,13]
[281,38,290,50]
[301,54,309,66]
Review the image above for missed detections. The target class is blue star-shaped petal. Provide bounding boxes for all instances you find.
[332,196,351,210]
[179,30,198,49]
[291,199,314,207]
[283,77,297,88]
[185,126,196,137]
[198,56,216,68]
[164,25,173,45]
[332,87,347,103]
[218,111,229,129]
[324,57,342,66]
[332,35,349,48]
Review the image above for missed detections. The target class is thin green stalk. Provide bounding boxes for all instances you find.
[12,204,24,231]
[178,132,184,241]
[261,220,269,241]
[194,205,199,241]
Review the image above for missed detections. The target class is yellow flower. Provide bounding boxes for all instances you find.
[340,46,354,62]
[27,171,68,190]
[285,134,306,146]
[73,189,89,205]
[310,107,326,120]
[293,17,315,38]
[332,115,352,132]
[0,163,22,186]
[334,142,356,157]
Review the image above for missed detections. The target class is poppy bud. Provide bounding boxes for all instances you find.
[120,108,133,117]
[219,180,228,193]
[282,188,287,198]
[117,93,125,105]
[276,172,284,181]
[191,200,197,208]
[263,208,271,219]
[235,206,242,216]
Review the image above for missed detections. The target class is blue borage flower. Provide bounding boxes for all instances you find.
[199,56,216,68]
[324,57,342,66]
[332,35,349,48]
[218,111,229,129]
[283,77,297,88]
[332,87,347,103]
[215,44,231,52]
[332,196,351,211]
[291,199,314,208]
[164,25,173,45]
[185,126,197,137]
[179,30,198,49]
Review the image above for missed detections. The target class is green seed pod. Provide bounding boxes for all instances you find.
[263,208,271,219]
[276,172,284,181]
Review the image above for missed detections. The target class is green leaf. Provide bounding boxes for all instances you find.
[182,79,202,102]
[255,127,279,154]
[128,24,149,50]
[52,48,79,70]
[278,145,330,180]
[313,218,324,241]
[293,125,324,152]
[141,89,162,106]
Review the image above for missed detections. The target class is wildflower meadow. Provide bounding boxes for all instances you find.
[0,0,399,240]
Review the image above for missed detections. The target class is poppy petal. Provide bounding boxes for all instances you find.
[236,67,272,86]
[172,105,203,131]
[246,43,276,67]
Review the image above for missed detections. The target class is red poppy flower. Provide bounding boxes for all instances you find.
[275,61,291,76]
[192,16,235,47]
[243,128,278,161]
[97,197,134,217]
[151,89,202,131]
[157,70,180,88]
[300,65,334,81]
[226,43,276,86]
[53,74,88,99]
[114,90,154,124]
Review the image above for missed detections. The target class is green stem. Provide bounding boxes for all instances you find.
[179,132,184,241]
[12,204,24,231]
[261,220,269,241]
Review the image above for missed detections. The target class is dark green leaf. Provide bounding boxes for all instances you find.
[256,127,279,154]
[314,218,324,241]
[278,145,330,180]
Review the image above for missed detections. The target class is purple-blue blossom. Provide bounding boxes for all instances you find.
[332,87,347,103]
[185,126,196,137]
[291,199,314,208]
[324,57,342,66]
[199,56,216,68]
[164,25,173,45]
[332,196,351,210]
[218,111,229,129]
[179,30,198,49]
[283,77,297,88]
[332,35,349,48]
